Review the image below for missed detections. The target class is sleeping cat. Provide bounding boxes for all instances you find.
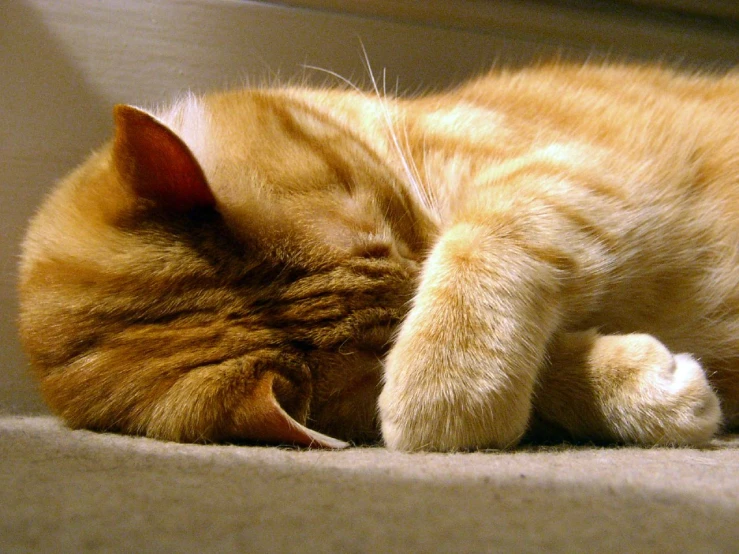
[18,63,739,451]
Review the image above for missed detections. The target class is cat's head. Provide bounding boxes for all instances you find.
[18,90,433,447]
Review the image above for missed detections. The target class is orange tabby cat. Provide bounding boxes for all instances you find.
[19,63,739,451]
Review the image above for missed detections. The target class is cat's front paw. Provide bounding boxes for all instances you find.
[378,222,558,451]
[595,334,721,445]
[378,342,531,452]
[379,386,529,452]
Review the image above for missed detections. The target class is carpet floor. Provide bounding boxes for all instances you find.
[2,415,737,553]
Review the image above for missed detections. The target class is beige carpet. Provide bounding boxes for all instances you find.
[2,415,737,553]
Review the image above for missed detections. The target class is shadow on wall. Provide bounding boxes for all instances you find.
[0,2,110,413]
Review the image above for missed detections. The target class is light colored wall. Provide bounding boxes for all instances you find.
[274,0,739,64]
[2,0,737,414]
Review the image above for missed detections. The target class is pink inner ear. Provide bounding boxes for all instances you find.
[112,104,215,212]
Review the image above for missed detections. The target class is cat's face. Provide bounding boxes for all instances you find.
[19,93,432,446]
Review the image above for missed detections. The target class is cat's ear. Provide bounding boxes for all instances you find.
[239,373,349,449]
[112,104,215,212]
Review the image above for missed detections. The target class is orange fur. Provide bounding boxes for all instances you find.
[18,63,739,450]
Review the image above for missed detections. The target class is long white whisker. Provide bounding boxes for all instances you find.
[401,120,427,201]
[301,64,363,94]
[421,132,440,218]
[359,45,434,215]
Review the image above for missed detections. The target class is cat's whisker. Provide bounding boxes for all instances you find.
[301,65,363,94]
[400,119,432,211]
[360,47,435,219]
[305,59,434,221]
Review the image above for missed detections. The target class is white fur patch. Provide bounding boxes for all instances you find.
[155,93,214,176]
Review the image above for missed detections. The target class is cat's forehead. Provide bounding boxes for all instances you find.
[151,91,333,193]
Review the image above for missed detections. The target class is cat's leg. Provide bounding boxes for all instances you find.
[533,330,722,445]
[379,223,563,451]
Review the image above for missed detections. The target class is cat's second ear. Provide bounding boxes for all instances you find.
[240,373,350,449]
[112,104,215,212]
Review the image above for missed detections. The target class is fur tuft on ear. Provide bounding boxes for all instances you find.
[112,104,215,212]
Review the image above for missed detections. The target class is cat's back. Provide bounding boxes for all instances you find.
[399,64,738,218]
[451,63,738,139]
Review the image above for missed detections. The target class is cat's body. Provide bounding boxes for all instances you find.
[19,63,739,450]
